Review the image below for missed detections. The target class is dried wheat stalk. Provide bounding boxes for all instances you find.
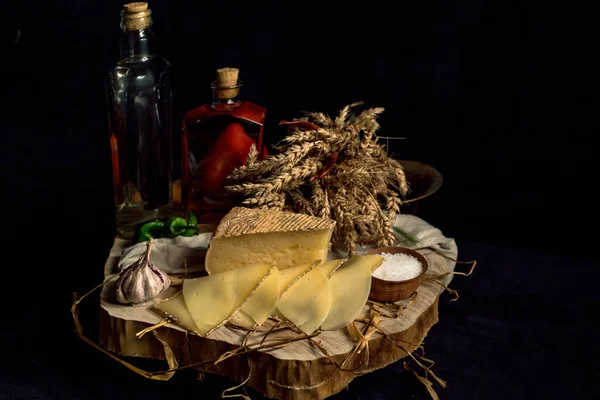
[226,103,410,255]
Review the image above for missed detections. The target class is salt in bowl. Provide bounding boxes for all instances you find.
[367,246,428,302]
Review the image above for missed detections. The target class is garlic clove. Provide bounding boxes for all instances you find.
[115,239,171,305]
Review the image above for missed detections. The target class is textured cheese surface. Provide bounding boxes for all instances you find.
[152,292,201,335]
[205,207,335,274]
[212,207,335,238]
[240,266,281,325]
[276,265,331,335]
[321,255,373,331]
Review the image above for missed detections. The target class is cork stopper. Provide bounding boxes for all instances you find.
[124,2,148,12]
[214,67,241,99]
[121,2,152,30]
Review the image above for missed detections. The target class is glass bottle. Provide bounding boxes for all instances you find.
[106,2,175,239]
[181,67,267,224]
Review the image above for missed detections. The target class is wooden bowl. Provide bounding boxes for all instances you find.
[367,247,428,302]
[398,160,443,215]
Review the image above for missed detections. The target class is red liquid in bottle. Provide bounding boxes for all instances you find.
[181,68,267,224]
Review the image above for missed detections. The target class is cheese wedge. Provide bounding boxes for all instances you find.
[152,292,202,335]
[182,263,273,336]
[276,265,331,335]
[321,255,373,331]
[205,207,335,274]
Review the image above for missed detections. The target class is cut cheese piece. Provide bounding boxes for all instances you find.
[278,261,320,294]
[239,265,281,325]
[152,292,202,335]
[321,255,373,331]
[229,310,258,330]
[270,262,321,325]
[205,207,335,274]
[364,255,385,272]
[182,263,273,336]
[319,259,346,278]
[235,263,273,304]
[276,265,331,335]
[182,270,238,335]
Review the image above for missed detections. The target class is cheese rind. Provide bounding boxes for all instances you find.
[321,255,373,331]
[205,207,335,274]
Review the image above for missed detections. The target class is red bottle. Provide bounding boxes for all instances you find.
[181,67,267,224]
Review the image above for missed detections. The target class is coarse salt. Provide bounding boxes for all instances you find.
[372,252,423,281]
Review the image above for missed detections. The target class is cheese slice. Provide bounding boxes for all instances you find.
[319,259,346,278]
[182,263,273,336]
[152,292,202,335]
[364,255,386,272]
[276,264,331,335]
[205,207,335,274]
[182,270,238,335]
[278,261,320,294]
[269,262,320,323]
[321,255,373,331]
[229,310,258,330]
[239,265,281,325]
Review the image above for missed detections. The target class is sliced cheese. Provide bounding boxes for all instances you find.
[278,261,319,294]
[235,263,273,304]
[364,254,386,272]
[321,255,373,331]
[229,310,258,330]
[182,263,273,336]
[205,207,335,274]
[182,269,238,335]
[269,261,319,324]
[239,265,281,325]
[319,259,346,278]
[276,265,331,335]
[152,292,202,335]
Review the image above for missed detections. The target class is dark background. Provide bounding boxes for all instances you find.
[3,0,597,257]
[1,1,598,399]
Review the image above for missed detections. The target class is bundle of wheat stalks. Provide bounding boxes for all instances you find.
[226,103,409,255]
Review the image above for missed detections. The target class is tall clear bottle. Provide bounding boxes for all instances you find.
[106,2,175,239]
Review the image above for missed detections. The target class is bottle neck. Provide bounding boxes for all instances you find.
[210,84,243,111]
[210,93,241,110]
[119,28,154,61]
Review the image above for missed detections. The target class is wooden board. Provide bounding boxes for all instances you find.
[96,236,453,399]
[99,299,439,400]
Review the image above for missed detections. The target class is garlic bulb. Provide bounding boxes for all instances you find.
[115,239,171,304]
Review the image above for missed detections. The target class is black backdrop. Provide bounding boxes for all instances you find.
[1,1,599,399]
[3,0,597,258]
